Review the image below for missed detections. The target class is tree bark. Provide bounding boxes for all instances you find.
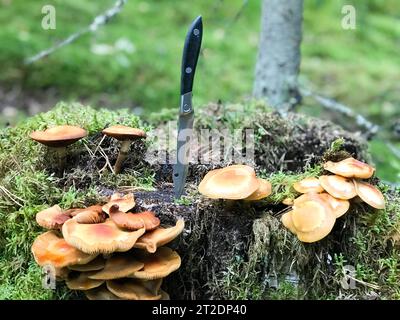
[253,0,303,113]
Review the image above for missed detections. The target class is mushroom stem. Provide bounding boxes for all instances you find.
[114,140,132,174]
[52,146,67,177]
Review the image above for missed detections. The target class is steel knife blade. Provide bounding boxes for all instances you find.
[173,16,203,199]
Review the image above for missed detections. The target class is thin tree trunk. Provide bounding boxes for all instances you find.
[253,0,303,113]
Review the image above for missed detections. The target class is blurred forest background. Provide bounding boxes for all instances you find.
[0,0,399,182]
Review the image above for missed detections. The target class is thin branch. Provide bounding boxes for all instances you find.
[300,87,379,136]
[25,0,127,65]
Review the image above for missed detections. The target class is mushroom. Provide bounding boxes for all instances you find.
[74,208,106,224]
[129,247,181,280]
[244,178,272,201]
[281,210,297,234]
[319,175,357,200]
[324,157,375,179]
[68,256,106,272]
[319,193,350,218]
[65,205,103,217]
[88,252,144,280]
[353,180,385,209]
[293,177,324,194]
[108,205,160,231]
[106,279,162,300]
[31,231,97,268]
[291,195,336,243]
[36,205,71,230]
[198,165,259,199]
[84,285,122,300]
[134,219,185,253]
[30,125,87,176]
[66,271,105,290]
[102,125,147,174]
[102,193,136,215]
[62,218,145,254]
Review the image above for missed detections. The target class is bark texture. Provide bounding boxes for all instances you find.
[253,0,303,113]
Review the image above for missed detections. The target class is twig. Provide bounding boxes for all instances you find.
[300,87,379,136]
[25,0,128,65]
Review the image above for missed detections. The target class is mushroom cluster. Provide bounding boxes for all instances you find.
[281,157,386,243]
[30,124,146,176]
[198,164,272,201]
[31,192,184,300]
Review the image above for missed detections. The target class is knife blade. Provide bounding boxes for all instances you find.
[173,16,203,199]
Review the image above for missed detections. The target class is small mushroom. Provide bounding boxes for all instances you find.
[198,165,259,199]
[88,252,144,280]
[129,247,181,280]
[106,279,162,300]
[324,157,375,179]
[354,180,385,209]
[291,195,336,243]
[293,177,324,194]
[31,231,97,268]
[244,178,272,201]
[282,198,294,206]
[102,193,136,215]
[62,218,145,254]
[134,219,185,253]
[68,256,106,272]
[84,285,122,300]
[108,205,160,231]
[30,125,87,176]
[319,175,357,200]
[102,125,147,174]
[36,205,71,230]
[66,271,105,290]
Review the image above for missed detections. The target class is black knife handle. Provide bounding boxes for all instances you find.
[181,16,203,95]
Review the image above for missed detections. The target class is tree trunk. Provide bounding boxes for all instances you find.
[253,0,303,113]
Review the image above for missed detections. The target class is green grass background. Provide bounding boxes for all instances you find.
[0,0,399,181]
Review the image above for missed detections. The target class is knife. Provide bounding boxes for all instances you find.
[173,16,203,199]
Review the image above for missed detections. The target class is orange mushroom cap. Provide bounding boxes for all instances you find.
[102,193,136,214]
[31,231,97,268]
[292,195,336,243]
[245,178,272,201]
[102,125,146,141]
[88,252,144,280]
[36,205,71,230]
[66,271,104,291]
[319,175,357,200]
[354,180,385,209]
[134,219,185,253]
[198,165,259,199]
[319,193,350,218]
[281,210,297,234]
[62,218,145,254]
[84,285,122,300]
[30,125,87,148]
[129,247,181,280]
[293,177,324,194]
[108,205,160,231]
[324,157,375,179]
[65,205,103,217]
[106,279,162,300]
[74,208,106,224]
[68,256,106,272]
